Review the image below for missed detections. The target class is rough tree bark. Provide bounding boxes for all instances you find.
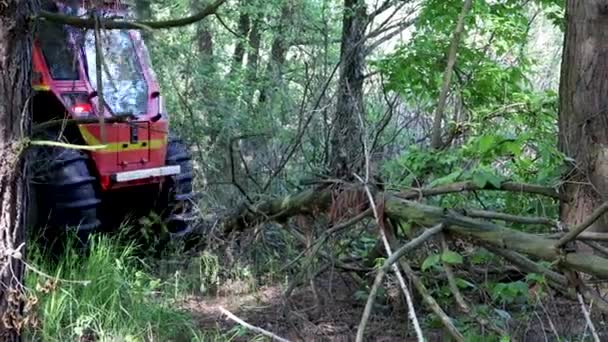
[559,0,608,233]
[329,0,367,178]
[0,0,36,340]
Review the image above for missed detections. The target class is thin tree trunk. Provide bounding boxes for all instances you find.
[246,17,261,105]
[430,0,473,149]
[258,0,294,105]
[559,1,608,234]
[192,0,214,57]
[230,5,250,75]
[0,0,36,340]
[135,0,153,41]
[329,0,366,178]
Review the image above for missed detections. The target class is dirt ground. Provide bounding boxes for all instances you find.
[182,268,608,341]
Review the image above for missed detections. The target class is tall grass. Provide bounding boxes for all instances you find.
[24,235,202,341]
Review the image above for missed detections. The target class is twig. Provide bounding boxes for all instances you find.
[555,202,608,248]
[388,238,465,342]
[357,224,442,341]
[442,236,507,336]
[383,223,443,270]
[219,306,291,342]
[356,266,387,342]
[577,293,601,342]
[354,174,425,342]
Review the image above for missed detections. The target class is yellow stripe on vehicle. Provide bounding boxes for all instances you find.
[78,125,166,153]
[32,85,51,91]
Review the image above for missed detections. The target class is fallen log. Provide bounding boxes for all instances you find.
[384,195,608,279]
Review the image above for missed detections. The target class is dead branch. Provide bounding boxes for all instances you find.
[555,201,608,248]
[483,245,568,288]
[38,0,226,30]
[577,293,601,342]
[384,228,465,342]
[465,209,556,226]
[383,224,443,270]
[356,265,388,342]
[356,223,443,341]
[397,181,562,200]
[219,306,291,342]
[355,176,425,342]
[384,195,608,279]
[583,241,608,258]
[441,236,507,336]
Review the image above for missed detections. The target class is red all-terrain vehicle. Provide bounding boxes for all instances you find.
[31,0,194,243]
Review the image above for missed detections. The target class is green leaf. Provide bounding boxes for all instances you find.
[471,170,504,189]
[428,170,462,187]
[478,134,497,153]
[441,250,464,265]
[472,172,488,188]
[421,254,440,271]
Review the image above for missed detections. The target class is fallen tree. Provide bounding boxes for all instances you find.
[212,180,608,340]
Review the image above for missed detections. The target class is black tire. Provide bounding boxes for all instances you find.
[31,146,101,244]
[163,137,195,236]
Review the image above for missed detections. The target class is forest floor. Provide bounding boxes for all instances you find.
[184,271,414,341]
[180,265,608,341]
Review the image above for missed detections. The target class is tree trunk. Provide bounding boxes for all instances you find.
[329,0,366,178]
[258,0,294,105]
[135,0,153,41]
[559,0,608,233]
[246,17,261,106]
[430,0,473,150]
[229,5,250,76]
[0,1,36,340]
[192,0,214,57]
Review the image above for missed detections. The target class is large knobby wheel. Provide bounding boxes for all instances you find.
[30,146,101,245]
[163,137,195,237]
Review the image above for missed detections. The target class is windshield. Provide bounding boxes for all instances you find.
[84,30,148,116]
[39,21,79,80]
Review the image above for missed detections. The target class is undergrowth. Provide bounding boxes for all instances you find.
[22,225,294,341]
[24,235,204,341]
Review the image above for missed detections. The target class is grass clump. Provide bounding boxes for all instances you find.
[24,235,201,341]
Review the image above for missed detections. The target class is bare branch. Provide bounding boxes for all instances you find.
[219,306,291,342]
[465,209,557,226]
[577,294,601,342]
[38,0,226,30]
[397,181,562,201]
[555,202,608,248]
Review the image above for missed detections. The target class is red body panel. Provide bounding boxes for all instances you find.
[33,1,171,192]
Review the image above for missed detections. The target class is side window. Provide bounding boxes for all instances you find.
[38,21,79,80]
